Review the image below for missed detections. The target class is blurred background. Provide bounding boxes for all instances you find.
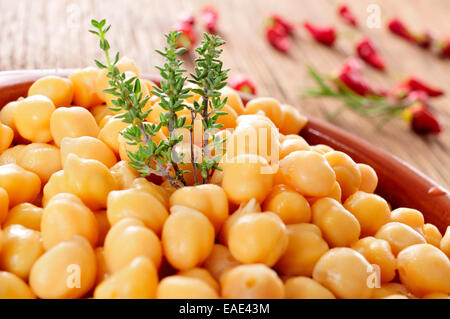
[0,0,449,188]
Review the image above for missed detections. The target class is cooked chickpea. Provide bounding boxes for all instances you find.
[344,191,390,236]
[0,123,13,153]
[220,86,245,115]
[17,143,61,183]
[0,100,20,138]
[12,95,55,142]
[0,271,35,299]
[178,268,219,292]
[204,244,240,282]
[3,203,42,232]
[0,187,8,224]
[441,226,450,258]
[324,151,361,200]
[422,223,442,247]
[95,256,158,299]
[352,237,396,283]
[263,184,311,224]
[375,222,426,255]
[41,193,98,250]
[222,154,274,204]
[42,170,67,206]
[228,212,288,266]
[0,225,44,280]
[107,187,168,235]
[0,144,26,165]
[60,136,117,168]
[157,276,218,299]
[162,208,214,270]
[64,154,118,210]
[169,184,228,234]
[371,282,414,299]
[245,97,283,128]
[275,223,329,276]
[310,144,334,155]
[397,244,450,296]
[0,164,41,207]
[279,151,336,197]
[217,104,238,129]
[313,247,372,299]
[28,76,74,107]
[357,163,378,193]
[389,207,424,234]
[285,276,335,299]
[29,236,96,299]
[279,137,310,159]
[312,198,360,247]
[104,218,162,272]
[97,116,129,154]
[91,104,116,124]
[221,264,284,299]
[279,104,308,135]
[110,161,139,190]
[68,67,103,108]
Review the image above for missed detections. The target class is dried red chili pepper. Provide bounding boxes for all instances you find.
[403,103,441,135]
[387,18,414,42]
[267,13,295,35]
[356,38,385,71]
[439,38,450,58]
[338,4,357,27]
[414,31,434,49]
[265,23,291,52]
[337,58,383,96]
[395,77,444,98]
[303,22,336,46]
[228,74,257,95]
[174,22,196,50]
[201,6,218,33]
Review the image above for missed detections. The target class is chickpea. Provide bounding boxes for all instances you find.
[0,271,35,299]
[28,76,74,107]
[17,143,61,183]
[352,237,396,283]
[279,137,310,159]
[344,191,390,236]
[178,268,219,292]
[276,223,329,276]
[91,104,116,124]
[97,116,129,154]
[0,144,26,165]
[357,163,378,193]
[0,100,20,138]
[68,67,103,108]
[0,123,13,153]
[375,222,426,255]
[228,212,288,266]
[132,178,170,208]
[107,188,168,235]
[204,244,240,282]
[0,164,41,207]
[64,154,118,210]
[41,193,98,250]
[2,203,42,231]
[263,184,311,224]
[221,264,284,299]
[162,208,214,270]
[279,151,336,197]
[245,97,283,128]
[285,276,335,299]
[441,226,450,258]
[12,95,55,142]
[220,86,245,115]
[371,283,414,299]
[324,151,361,200]
[310,144,334,155]
[95,256,158,299]
[169,184,228,234]
[0,225,44,280]
[0,187,8,224]
[279,104,308,135]
[217,104,238,129]
[422,223,442,247]
[42,170,67,206]
[397,244,450,296]
[313,247,372,299]
[60,136,117,168]
[118,128,166,162]
[95,247,109,284]
[389,207,424,234]
[157,276,218,299]
[29,236,96,299]
[312,198,360,247]
[222,154,274,204]
[422,293,449,299]
[50,106,99,146]
[104,218,162,272]
[110,161,139,190]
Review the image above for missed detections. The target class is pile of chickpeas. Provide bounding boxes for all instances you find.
[0,57,449,299]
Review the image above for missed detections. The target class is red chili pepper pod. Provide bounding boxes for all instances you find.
[337,58,383,96]
[265,23,291,52]
[387,18,414,42]
[201,6,218,33]
[338,4,357,27]
[405,90,429,103]
[267,14,295,35]
[404,103,441,135]
[228,74,257,95]
[405,77,444,97]
[304,22,336,47]
[414,31,434,49]
[174,23,196,50]
[356,39,385,71]
[439,38,450,58]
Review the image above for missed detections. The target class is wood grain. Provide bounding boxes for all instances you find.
[0,0,448,189]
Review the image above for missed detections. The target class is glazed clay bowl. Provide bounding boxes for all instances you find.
[0,69,449,232]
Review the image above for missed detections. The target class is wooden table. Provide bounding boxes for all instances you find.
[0,0,449,189]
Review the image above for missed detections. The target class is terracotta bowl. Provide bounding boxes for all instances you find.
[1,69,449,232]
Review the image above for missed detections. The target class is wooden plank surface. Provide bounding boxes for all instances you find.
[0,0,448,189]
